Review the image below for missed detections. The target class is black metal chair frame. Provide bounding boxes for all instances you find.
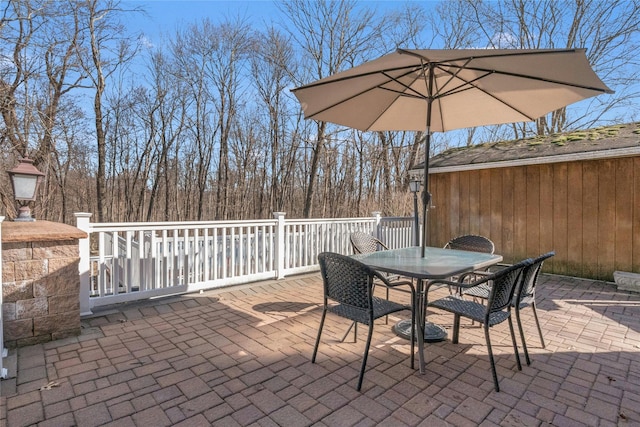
[313,252,415,391]
[427,258,533,392]
[462,252,555,365]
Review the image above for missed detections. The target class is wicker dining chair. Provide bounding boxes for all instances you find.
[463,251,555,365]
[348,231,413,330]
[443,234,495,293]
[427,258,533,392]
[444,234,495,254]
[313,252,415,391]
[350,231,391,254]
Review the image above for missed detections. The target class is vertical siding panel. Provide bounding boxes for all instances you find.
[424,175,432,246]
[615,157,634,273]
[540,164,554,262]
[598,159,616,279]
[582,161,599,278]
[513,166,528,260]
[449,172,460,242]
[432,174,449,246]
[501,167,515,260]
[438,173,455,246]
[567,162,583,277]
[552,163,569,275]
[428,174,439,246]
[525,165,540,257]
[490,168,503,253]
[469,170,481,234]
[479,169,492,238]
[634,157,640,272]
[459,171,470,235]
[440,173,450,246]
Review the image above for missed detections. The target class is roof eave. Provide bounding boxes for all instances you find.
[410,146,640,176]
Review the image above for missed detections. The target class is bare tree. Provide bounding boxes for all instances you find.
[170,17,254,221]
[251,26,296,214]
[279,0,388,218]
[75,0,140,222]
[0,1,90,218]
[435,0,640,139]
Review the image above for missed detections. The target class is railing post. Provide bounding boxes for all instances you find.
[0,216,6,379]
[372,211,382,239]
[75,212,93,316]
[273,212,286,279]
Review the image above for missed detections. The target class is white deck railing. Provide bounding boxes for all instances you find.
[76,212,415,314]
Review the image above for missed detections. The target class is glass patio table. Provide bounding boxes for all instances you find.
[352,246,503,374]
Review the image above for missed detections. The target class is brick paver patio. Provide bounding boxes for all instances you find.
[1,272,639,426]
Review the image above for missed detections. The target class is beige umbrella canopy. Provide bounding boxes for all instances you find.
[292,48,612,254]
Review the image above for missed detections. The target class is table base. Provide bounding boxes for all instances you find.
[394,319,447,342]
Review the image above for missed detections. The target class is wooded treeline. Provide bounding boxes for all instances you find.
[1,0,638,224]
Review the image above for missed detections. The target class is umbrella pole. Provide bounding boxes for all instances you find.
[421,128,431,258]
[421,64,434,258]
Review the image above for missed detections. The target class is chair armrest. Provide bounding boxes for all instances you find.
[386,279,414,288]
[373,271,415,293]
[457,262,511,282]
[427,278,465,288]
[430,273,493,290]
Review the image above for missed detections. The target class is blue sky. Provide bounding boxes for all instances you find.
[119,0,636,132]
[123,0,416,45]
[126,1,283,36]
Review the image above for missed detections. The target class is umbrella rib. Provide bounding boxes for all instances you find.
[397,47,586,66]
[291,64,423,91]
[434,67,538,121]
[445,64,613,94]
[381,70,426,99]
[432,63,612,122]
[303,67,428,123]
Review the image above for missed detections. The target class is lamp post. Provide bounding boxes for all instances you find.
[7,157,45,222]
[409,179,421,246]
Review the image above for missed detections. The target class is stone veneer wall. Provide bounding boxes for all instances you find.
[2,221,87,348]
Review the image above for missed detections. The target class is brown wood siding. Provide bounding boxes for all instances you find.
[427,156,640,281]
[634,158,640,273]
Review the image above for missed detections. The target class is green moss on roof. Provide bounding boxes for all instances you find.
[424,122,640,169]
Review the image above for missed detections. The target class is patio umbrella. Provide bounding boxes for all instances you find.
[291,48,612,256]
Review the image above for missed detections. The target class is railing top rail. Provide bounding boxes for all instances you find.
[86,216,395,231]
[284,217,377,225]
[88,219,279,232]
[379,216,414,222]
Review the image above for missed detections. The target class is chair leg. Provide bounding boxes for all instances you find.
[508,315,522,371]
[357,324,375,391]
[312,309,327,363]
[340,321,357,343]
[484,324,500,392]
[452,314,461,344]
[531,302,546,349]
[515,307,530,366]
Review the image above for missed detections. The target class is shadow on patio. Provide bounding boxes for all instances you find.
[2,272,640,426]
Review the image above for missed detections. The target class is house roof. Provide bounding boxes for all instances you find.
[410,122,640,175]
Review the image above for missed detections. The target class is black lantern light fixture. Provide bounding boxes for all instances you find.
[7,157,45,222]
[409,179,421,246]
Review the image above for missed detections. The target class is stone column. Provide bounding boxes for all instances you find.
[2,221,87,348]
